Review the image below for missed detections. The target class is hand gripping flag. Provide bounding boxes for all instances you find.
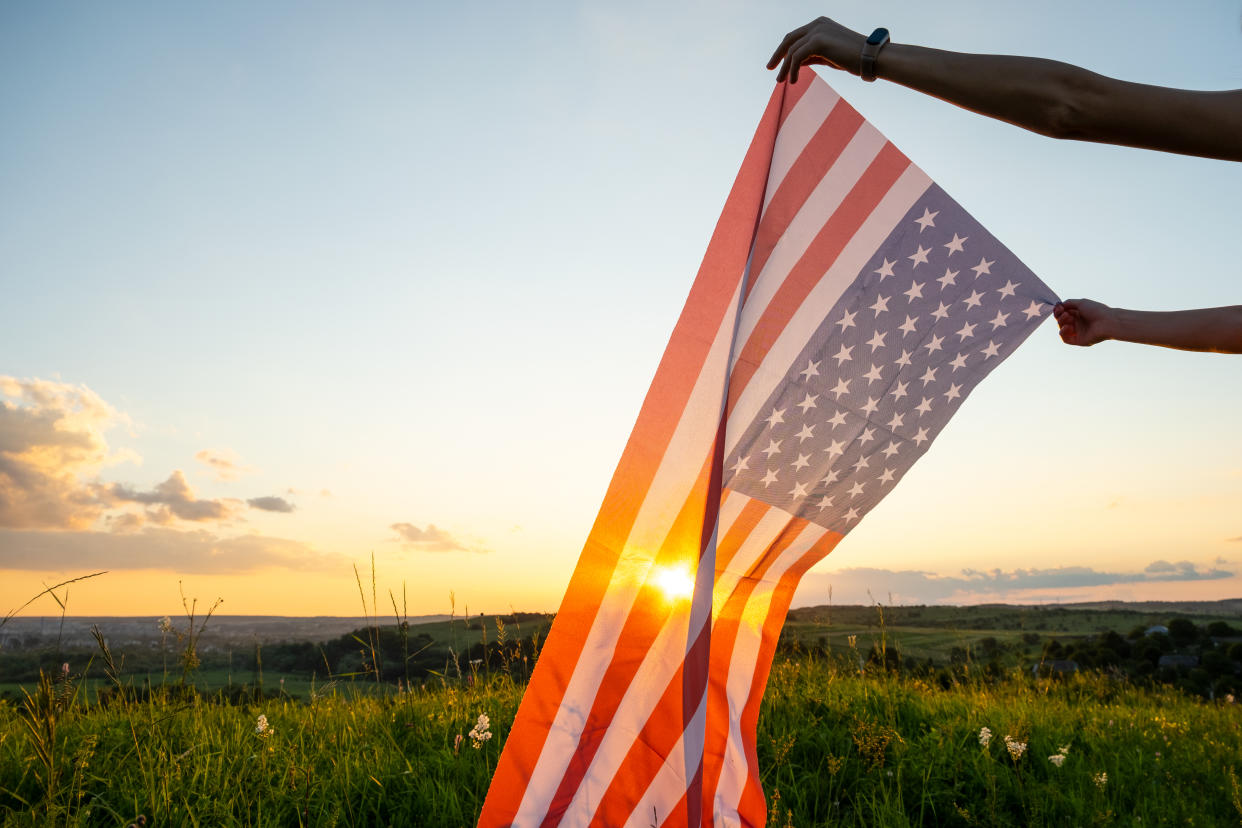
[480,73,1058,827]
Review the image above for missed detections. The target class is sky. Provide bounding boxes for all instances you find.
[2,0,1241,617]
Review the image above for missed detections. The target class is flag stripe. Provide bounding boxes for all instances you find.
[762,80,842,215]
[477,81,786,820]
[714,530,843,824]
[749,103,864,299]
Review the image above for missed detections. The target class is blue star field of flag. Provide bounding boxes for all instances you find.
[723,184,1058,534]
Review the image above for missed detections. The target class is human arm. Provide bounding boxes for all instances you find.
[767,17,1242,162]
[1053,299,1242,353]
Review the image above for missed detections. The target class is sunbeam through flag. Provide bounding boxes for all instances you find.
[480,72,1058,828]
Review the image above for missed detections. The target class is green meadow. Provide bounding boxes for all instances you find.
[3,603,1242,826]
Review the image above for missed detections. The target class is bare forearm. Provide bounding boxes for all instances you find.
[877,44,1242,160]
[768,18,1242,162]
[1104,306,1242,353]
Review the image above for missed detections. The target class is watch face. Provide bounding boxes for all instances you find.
[867,27,890,46]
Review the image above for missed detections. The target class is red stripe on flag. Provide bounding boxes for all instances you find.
[727,142,911,411]
[479,81,794,827]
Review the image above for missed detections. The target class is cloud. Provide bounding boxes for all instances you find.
[0,527,346,573]
[0,376,132,529]
[194,449,250,481]
[1228,537,1242,543]
[795,560,1235,606]
[247,496,295,513]
[390,522,488,554]
[105,470,239,522]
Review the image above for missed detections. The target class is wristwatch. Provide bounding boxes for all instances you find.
[860,27,890,82]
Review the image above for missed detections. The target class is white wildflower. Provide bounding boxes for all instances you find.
[254,714,273,737]
[1003,735,1026,760]
[1048,754,1066,767]
[1226,694,1235,705]
[158,616,173,634]
[468,713,492,748]
[1093,771,1108,789]
[978,727,992,747]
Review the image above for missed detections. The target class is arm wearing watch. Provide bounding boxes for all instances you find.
[767,16,1242,162]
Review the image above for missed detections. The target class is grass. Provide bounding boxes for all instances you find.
[3,656,1242,826]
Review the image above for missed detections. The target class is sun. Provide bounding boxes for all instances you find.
[652,565,695,601]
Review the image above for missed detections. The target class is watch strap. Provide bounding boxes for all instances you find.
[860,27,890,82]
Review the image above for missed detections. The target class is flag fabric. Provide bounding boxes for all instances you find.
[480,72,1057,828]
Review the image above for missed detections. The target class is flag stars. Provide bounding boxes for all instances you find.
[937,268,959,290]
[898,315,919,336]
[795,423,815,442]
[1022,300,1045,321]
[860,396,880,416]
[944,234,967,256]
[761,468,779,487]
[833,344,854,365]
[904,280,925,303]
[789,481,809,498]
[989,310,1010,330]
[914,207,939,232]
[762,439,782,458]
[796,393,819,413]
[981,340,1001,358]
[848,481,866,498]
[817,495,834,511]
[923,334,945,354]
[963,290,984,309]
[830,377,851,399]
[869,294,891,317]
[821,468,840,484]
[895,349,913,368]
[859,427,876,445]
[997,280,1019,299]
[955,321,977,342]
[887,412,904,430]
[971,257,994,278]
[765,408,785,428]
[842,507,860,523]
[881,441,900,458]
[919,366,938,386]
[931,301,951,321]
[890,380,909,401]
[944,383,963,401]
[949,352,969,372]
[874,258,896,281]
[836,309,857,331]
[851,455,869,473]
[799,360,821,381]
[879,468,896,484]
[863,364,884,384]
[908,245,931,267]
[730,455,749,474]
[791,453,812,471]
[866,330,887,351]
[826,410,848,429]
[915,397,934,415]
[912,427,930,446]
[824,439,846,458]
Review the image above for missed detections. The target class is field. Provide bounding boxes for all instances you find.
[3,657,1242,826]
[3,602,1242,825]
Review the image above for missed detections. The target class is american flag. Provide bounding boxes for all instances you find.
[480,73,1056,827]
